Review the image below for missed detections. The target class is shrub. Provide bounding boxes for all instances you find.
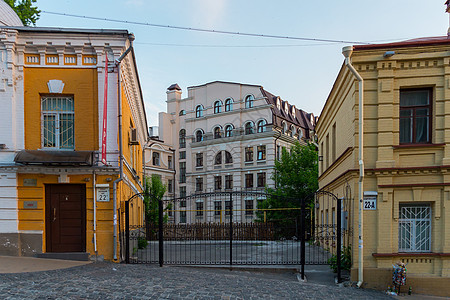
[328,246,351,273]
[137,237,148,250]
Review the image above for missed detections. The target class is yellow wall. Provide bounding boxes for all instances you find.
[24,67,98,150]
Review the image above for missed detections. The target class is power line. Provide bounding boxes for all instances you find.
[41,10,371,45]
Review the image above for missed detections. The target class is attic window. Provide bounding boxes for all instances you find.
[276,98,281,110]
[291,106,296,116]
[284,103,289,115]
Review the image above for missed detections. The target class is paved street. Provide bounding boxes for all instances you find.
[0,261,393,299]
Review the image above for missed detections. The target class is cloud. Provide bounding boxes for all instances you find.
[192,0,227,27]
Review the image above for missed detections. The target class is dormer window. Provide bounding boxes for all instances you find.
[290,125,295,137]
[284,103,289,115]
[276,98,281,110]
[291,105,296,116]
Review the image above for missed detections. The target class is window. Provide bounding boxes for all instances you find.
[180,211,186,223]
[215,152,222,165]
[196,153,203,167]
[214,176,222,190]
[214,127,222,139]
[257,172,266,188]
[399,205,431,252]
[245,122,254,135]
[179,162,186,183]
[179,151,186,160]
[214,100,222,114]
[225,98,233,111]
[245,200,254,216]
[245,173,254,189]
[179,110,186,116]
[290,125,295,137]
[152,152,160,166]
[225,151,233,164]
[168,179,173,193]
[214,201,222,216]
[245,95,254,108]
[179,129,186,148]
[281,122,287,134]
[168,155,173,169]
[195,177,203,192]
[284,103,289,115]
[276,145,280,160]
[179,186,186,198]
[245,147,253,162]
[195,105,204,118]
[225,200,231,215]
[225,175,233,190]
[225,124,233,137]
[298,128,303,140]
[195,130,204,142]
[400,89,431,144]
[257,145,266,161]
[326,134,329,168]
[196,201,204,216]
[332,123,336,162]
[257,119,267,133]
[42,96,74,149]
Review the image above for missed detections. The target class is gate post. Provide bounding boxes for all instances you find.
[229,192,233,268]
[300,197,306,280]
[158,199,164,267]
[125,200,130,264]
[337,197,342,283]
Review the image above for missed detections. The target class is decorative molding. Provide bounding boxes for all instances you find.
[45,55,58,65]
[25,54,39,64]
[83,55,97,65]
[47,79,65,94]
[64,55,76,65]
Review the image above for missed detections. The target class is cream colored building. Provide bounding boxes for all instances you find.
[317,37,450,296]
[158,81,315,223]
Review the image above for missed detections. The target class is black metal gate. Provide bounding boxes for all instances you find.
[124,190,347,281]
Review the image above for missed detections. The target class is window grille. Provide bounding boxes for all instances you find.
[42,97,74,149]
[399,205,431,252]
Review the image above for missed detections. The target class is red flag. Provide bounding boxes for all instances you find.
[101,55,108,165]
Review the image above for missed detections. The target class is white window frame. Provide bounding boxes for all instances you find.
[41,96,75,150]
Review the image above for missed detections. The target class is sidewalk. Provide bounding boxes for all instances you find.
[0,255,91,273]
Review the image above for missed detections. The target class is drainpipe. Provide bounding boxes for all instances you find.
[93,171,97,255]
[112,33,135,261]
[342,46,364,287]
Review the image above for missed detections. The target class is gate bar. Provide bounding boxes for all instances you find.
[300,197,306,280]
[229,192,233,268]
[337,197,342,283]
[125,200,130,264]
[158,199,164,267]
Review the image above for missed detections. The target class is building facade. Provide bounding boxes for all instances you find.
[158,81,315,223]
[317,37,450,296]
[0,7,147,261]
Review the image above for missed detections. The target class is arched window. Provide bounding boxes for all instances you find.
[284,103,289,115]
[179,110,186,116]
[225,98,233,112]
[290,125,295,137]
[245,121,255,135]
[291,105,296,116]
[214,100,222,114]
[257,119,267,133]
[281,122,287,134]
[195,105,204,118]
[225,151,233,164]
[225,124,234,137]
[179,129,186,148]
[215,152,222,165]
[298,128,303,140]
[214,126,222,139]
[195,129,204,142]
[245,95,254,109]
[276,98,281,110]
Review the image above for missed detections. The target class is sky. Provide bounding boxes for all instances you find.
[34,0,449,126]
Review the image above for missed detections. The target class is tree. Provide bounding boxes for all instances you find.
[5,0,40,26]
[143,175,168,228]
[257,142,318,225]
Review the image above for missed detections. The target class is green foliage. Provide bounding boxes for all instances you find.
[5,0,40,26]
[256,142,318,225]
[137,237,147,249]
[328,246,352,273]
[143,175,169,226]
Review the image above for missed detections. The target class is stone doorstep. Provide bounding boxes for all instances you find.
[34,252,90,261]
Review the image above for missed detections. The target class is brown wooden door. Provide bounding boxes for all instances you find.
[45,184,86,252]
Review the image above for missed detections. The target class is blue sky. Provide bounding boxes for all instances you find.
[35,0,448,126]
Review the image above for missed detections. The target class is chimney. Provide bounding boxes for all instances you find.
[166,83,182,102]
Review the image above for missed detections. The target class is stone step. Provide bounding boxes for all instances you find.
[34,252,90,261]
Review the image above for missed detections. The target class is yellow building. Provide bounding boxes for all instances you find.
[317,37,450,296]
[0,7,147,262]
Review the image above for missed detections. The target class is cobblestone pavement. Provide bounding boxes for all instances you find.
[0,262,393,300]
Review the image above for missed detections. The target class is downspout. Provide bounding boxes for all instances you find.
[112,33,135,261]
[342,46,364,287]
[93,171,97,256]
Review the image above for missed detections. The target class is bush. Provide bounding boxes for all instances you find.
[137,237,148,250]
[328,246,351,273]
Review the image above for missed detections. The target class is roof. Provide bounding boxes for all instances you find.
[354,36,450,51]
[187,80,262,90]
[167,83,181,91]
[1,26,129,35]
[0,1,23,26]
[14,150,93,166]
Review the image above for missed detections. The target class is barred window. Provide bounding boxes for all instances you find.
[42,96,74,149]
[399,205,431,252]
